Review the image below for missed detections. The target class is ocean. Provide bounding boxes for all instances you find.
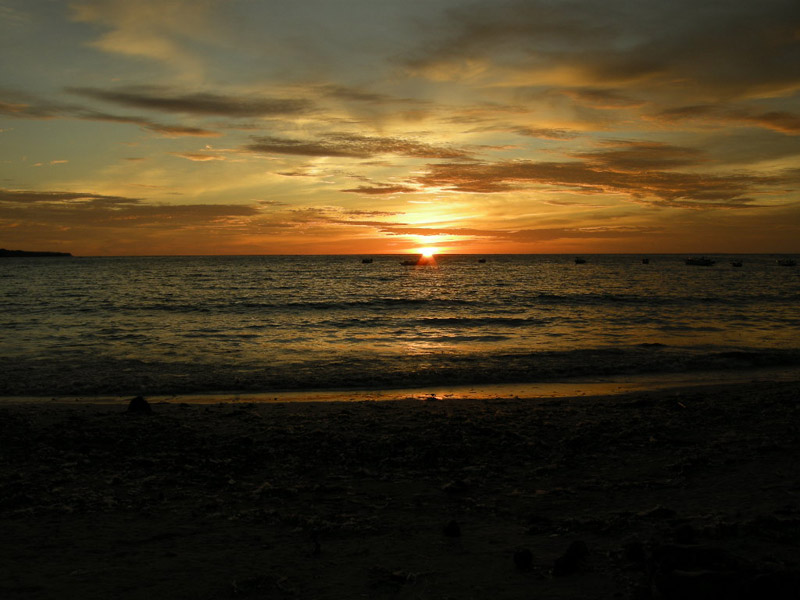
[1,254,799,396]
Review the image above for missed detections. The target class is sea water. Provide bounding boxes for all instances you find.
[1,254,798,396]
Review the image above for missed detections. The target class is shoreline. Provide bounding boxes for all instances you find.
[3,364,799,405]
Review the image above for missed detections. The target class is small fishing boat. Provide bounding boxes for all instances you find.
[641,258,650,264]
[776,258,797,266]
[574,257,586,264]
[477,258,486,263]
[361,258,373,264]
[730,260,743,267]
[685,257,715,266]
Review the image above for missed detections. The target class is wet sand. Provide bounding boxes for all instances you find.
[1,377,799,599]
[6,365,800,406]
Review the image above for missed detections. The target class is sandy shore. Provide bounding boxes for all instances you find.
[1,379,799,599]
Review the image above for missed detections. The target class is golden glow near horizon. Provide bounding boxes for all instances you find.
[1,0,799,255]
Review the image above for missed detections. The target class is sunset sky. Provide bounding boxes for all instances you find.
[2,0,799,255]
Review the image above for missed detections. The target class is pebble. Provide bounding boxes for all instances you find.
[442,520,461,537]
[442,479,470,494]
[553,540,589,576]
[513,548,533,571]
[126,396,152,415]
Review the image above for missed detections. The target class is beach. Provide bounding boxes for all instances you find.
[2,377,799,599]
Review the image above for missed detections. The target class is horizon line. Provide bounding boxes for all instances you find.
[10,251,800,259]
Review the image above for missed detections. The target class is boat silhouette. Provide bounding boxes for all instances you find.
[685,257,715,266]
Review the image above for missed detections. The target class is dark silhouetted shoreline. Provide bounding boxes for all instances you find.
[0,248,72,258]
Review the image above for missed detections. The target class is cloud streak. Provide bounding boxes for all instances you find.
[246,133,473,160]
[0,91,221,137]
[374,223,662,243]
[70,86,314,117]
[340,184,418,195]
[570,142,706,171]
[0,188,259,228]
[414,156,778,209]
[0,189,141,206]
[654,104,800,135]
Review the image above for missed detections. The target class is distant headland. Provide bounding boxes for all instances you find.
[0,248,72,258]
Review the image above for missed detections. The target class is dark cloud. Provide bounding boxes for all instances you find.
[571,142,706,171]
[505,226,664,242]
[656,105,717,121]
[732,111,800,135]
[83,111,220,137]
[378,225,498,237]
[246,133,472,159]
[405,0,800,99]
[340,184,417,195]
[248,136,369,158]
[276,169,316,177]
[329,219,403,228]
[697,130,800,165]
[414,157,777,209]
[315,84,424,106]
[0,188,259,227]
[543,199,606,207]
[0,91,78,119]
[69,86,314,117]
[562,88,643,110]
[320,85,390,104]
[0,91,221,137]
[375,223,661,242]
[440,102,532,128]
[140,123,220,137]
[94,204,259,225]
[0,189,140,206]
[0,100,57,119]
[511,126,579,141]
[342,209,402,217]
[655,104,800,135]
[403,0,612,71]
[467,124,578,140]
[230,206,407,232]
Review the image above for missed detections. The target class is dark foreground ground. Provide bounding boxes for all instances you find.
[1,380,799,599]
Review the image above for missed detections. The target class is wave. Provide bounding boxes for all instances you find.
[400,334,512,343]
[12,289,800,317]
[59,297,481,314]
[323,316,549,329]
[529,292,800,306]
[4,346,800,396]
[659,325,725,332]
[412,316,547,327]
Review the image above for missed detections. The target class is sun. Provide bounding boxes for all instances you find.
[418,247,439,258]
